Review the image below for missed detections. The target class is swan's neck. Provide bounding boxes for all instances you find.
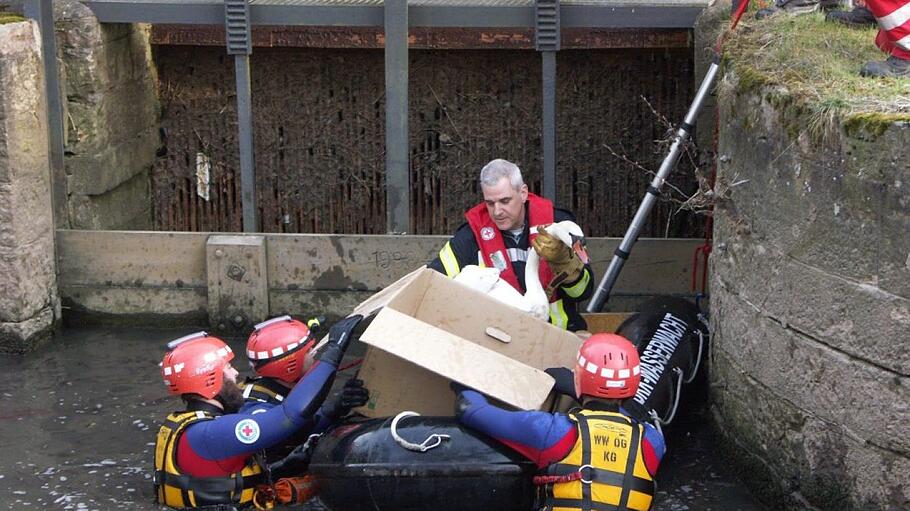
[524,250,548,301]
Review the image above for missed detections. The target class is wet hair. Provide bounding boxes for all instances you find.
[479,159,524,191]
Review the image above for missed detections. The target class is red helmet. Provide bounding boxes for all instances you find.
[246,316,316,384]
[573,333,641,400]
[161,332,234,399]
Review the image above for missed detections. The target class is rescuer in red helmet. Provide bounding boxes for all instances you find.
[238,316,368,459]
[454,333,666,511]
[153,315,364,509]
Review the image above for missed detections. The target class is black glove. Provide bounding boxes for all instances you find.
[268,440,316,479]
[321,378,370,420]
[544,367,576,397]
[315,314,364,367]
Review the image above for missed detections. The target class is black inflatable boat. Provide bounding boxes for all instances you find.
[308,296,707,511]
[308,415,538,511]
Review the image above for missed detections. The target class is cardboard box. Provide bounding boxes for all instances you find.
[580,312,633,335]
[352,268,583,417]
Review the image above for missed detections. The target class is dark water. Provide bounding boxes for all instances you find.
[0,327,766,510]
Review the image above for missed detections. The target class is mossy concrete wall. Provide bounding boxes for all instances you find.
[0,20,60,353]
[55,0,159,229]
[709,69,910,509]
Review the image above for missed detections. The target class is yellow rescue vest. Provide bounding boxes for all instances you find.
[154,410,266,509]
[239,378,287,406]
[543,410,655,511]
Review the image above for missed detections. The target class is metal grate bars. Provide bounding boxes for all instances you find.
[535,0,560,51]
[225,0,252,54]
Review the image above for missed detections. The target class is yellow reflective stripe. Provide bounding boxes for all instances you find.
[439,242,461,277]
[549,300,569,329]
[562,268,591,298]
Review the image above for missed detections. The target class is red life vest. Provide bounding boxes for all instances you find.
[465,193,556,301]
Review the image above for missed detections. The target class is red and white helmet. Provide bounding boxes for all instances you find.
[246,316,316,384]
[573,333,641,400]
[161,332,234,399]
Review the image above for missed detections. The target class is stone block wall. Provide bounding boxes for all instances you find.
[55,0,159,229]
[0,20,59,353]
[709,69,910,509]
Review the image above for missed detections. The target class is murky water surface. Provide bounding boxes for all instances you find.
[0,327,766,510]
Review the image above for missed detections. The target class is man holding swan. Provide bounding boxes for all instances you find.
[428,159,594,331]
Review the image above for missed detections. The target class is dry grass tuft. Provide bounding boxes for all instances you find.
[723,11,909,137]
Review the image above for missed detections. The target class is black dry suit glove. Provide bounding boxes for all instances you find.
[269,440,315,480]
[544,367,576,398]
[322,378,370,421]
[315,314,364,367]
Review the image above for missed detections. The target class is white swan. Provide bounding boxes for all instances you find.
[453,220,585,322]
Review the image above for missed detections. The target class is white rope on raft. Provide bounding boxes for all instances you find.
[390,411,451,452]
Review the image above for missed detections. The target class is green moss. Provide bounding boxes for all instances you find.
[723,11,908,139]
[843,112,910,139]
[0,13,26,25]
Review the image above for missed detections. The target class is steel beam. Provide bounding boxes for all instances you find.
[541,51,557,201]
[384,0,409,234]
[26,0,68,229]
[234,55,258,232]
[536,0,559,202]
[81,1,705,29]
[225,0,258,232]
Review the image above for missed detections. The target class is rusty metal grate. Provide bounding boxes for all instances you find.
[151,46,702,237]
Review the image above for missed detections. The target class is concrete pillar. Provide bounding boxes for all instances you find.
[206,235,268,333]
[0,19,59,353]
[55,0,160,230]
[710,68,910,509]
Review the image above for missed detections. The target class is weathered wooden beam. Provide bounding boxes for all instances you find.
[151,25,691,49]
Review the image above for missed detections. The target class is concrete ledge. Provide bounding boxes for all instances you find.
[57,230,705,325]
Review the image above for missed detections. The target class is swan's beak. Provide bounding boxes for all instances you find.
[571,235,589,264]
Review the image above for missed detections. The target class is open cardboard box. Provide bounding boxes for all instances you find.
[352,267,583,417]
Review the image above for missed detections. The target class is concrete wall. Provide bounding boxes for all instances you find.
[56,231,703,330]
[709,70,910,509]
[0,20,59,353]
[55,0,159,229]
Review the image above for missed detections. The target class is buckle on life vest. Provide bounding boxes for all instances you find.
[578,464,594,484]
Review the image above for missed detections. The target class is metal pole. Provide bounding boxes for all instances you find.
[541,51,557,201]
[225,0,256,232]
[234,55,257,232]
[587,57,721,312]
[384,0,409,234]
[535,0,560,202]
[27,0,68,229]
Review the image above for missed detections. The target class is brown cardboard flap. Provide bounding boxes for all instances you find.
[359,307,556,411]
[351,266,429,318]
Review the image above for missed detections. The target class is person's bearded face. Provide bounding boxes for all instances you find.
[217,376,245,413]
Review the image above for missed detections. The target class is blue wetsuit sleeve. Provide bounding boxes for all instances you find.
[238,401,274,415]
[457,390,575,466]
[187,361,337,460]
[642,422,666,462]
